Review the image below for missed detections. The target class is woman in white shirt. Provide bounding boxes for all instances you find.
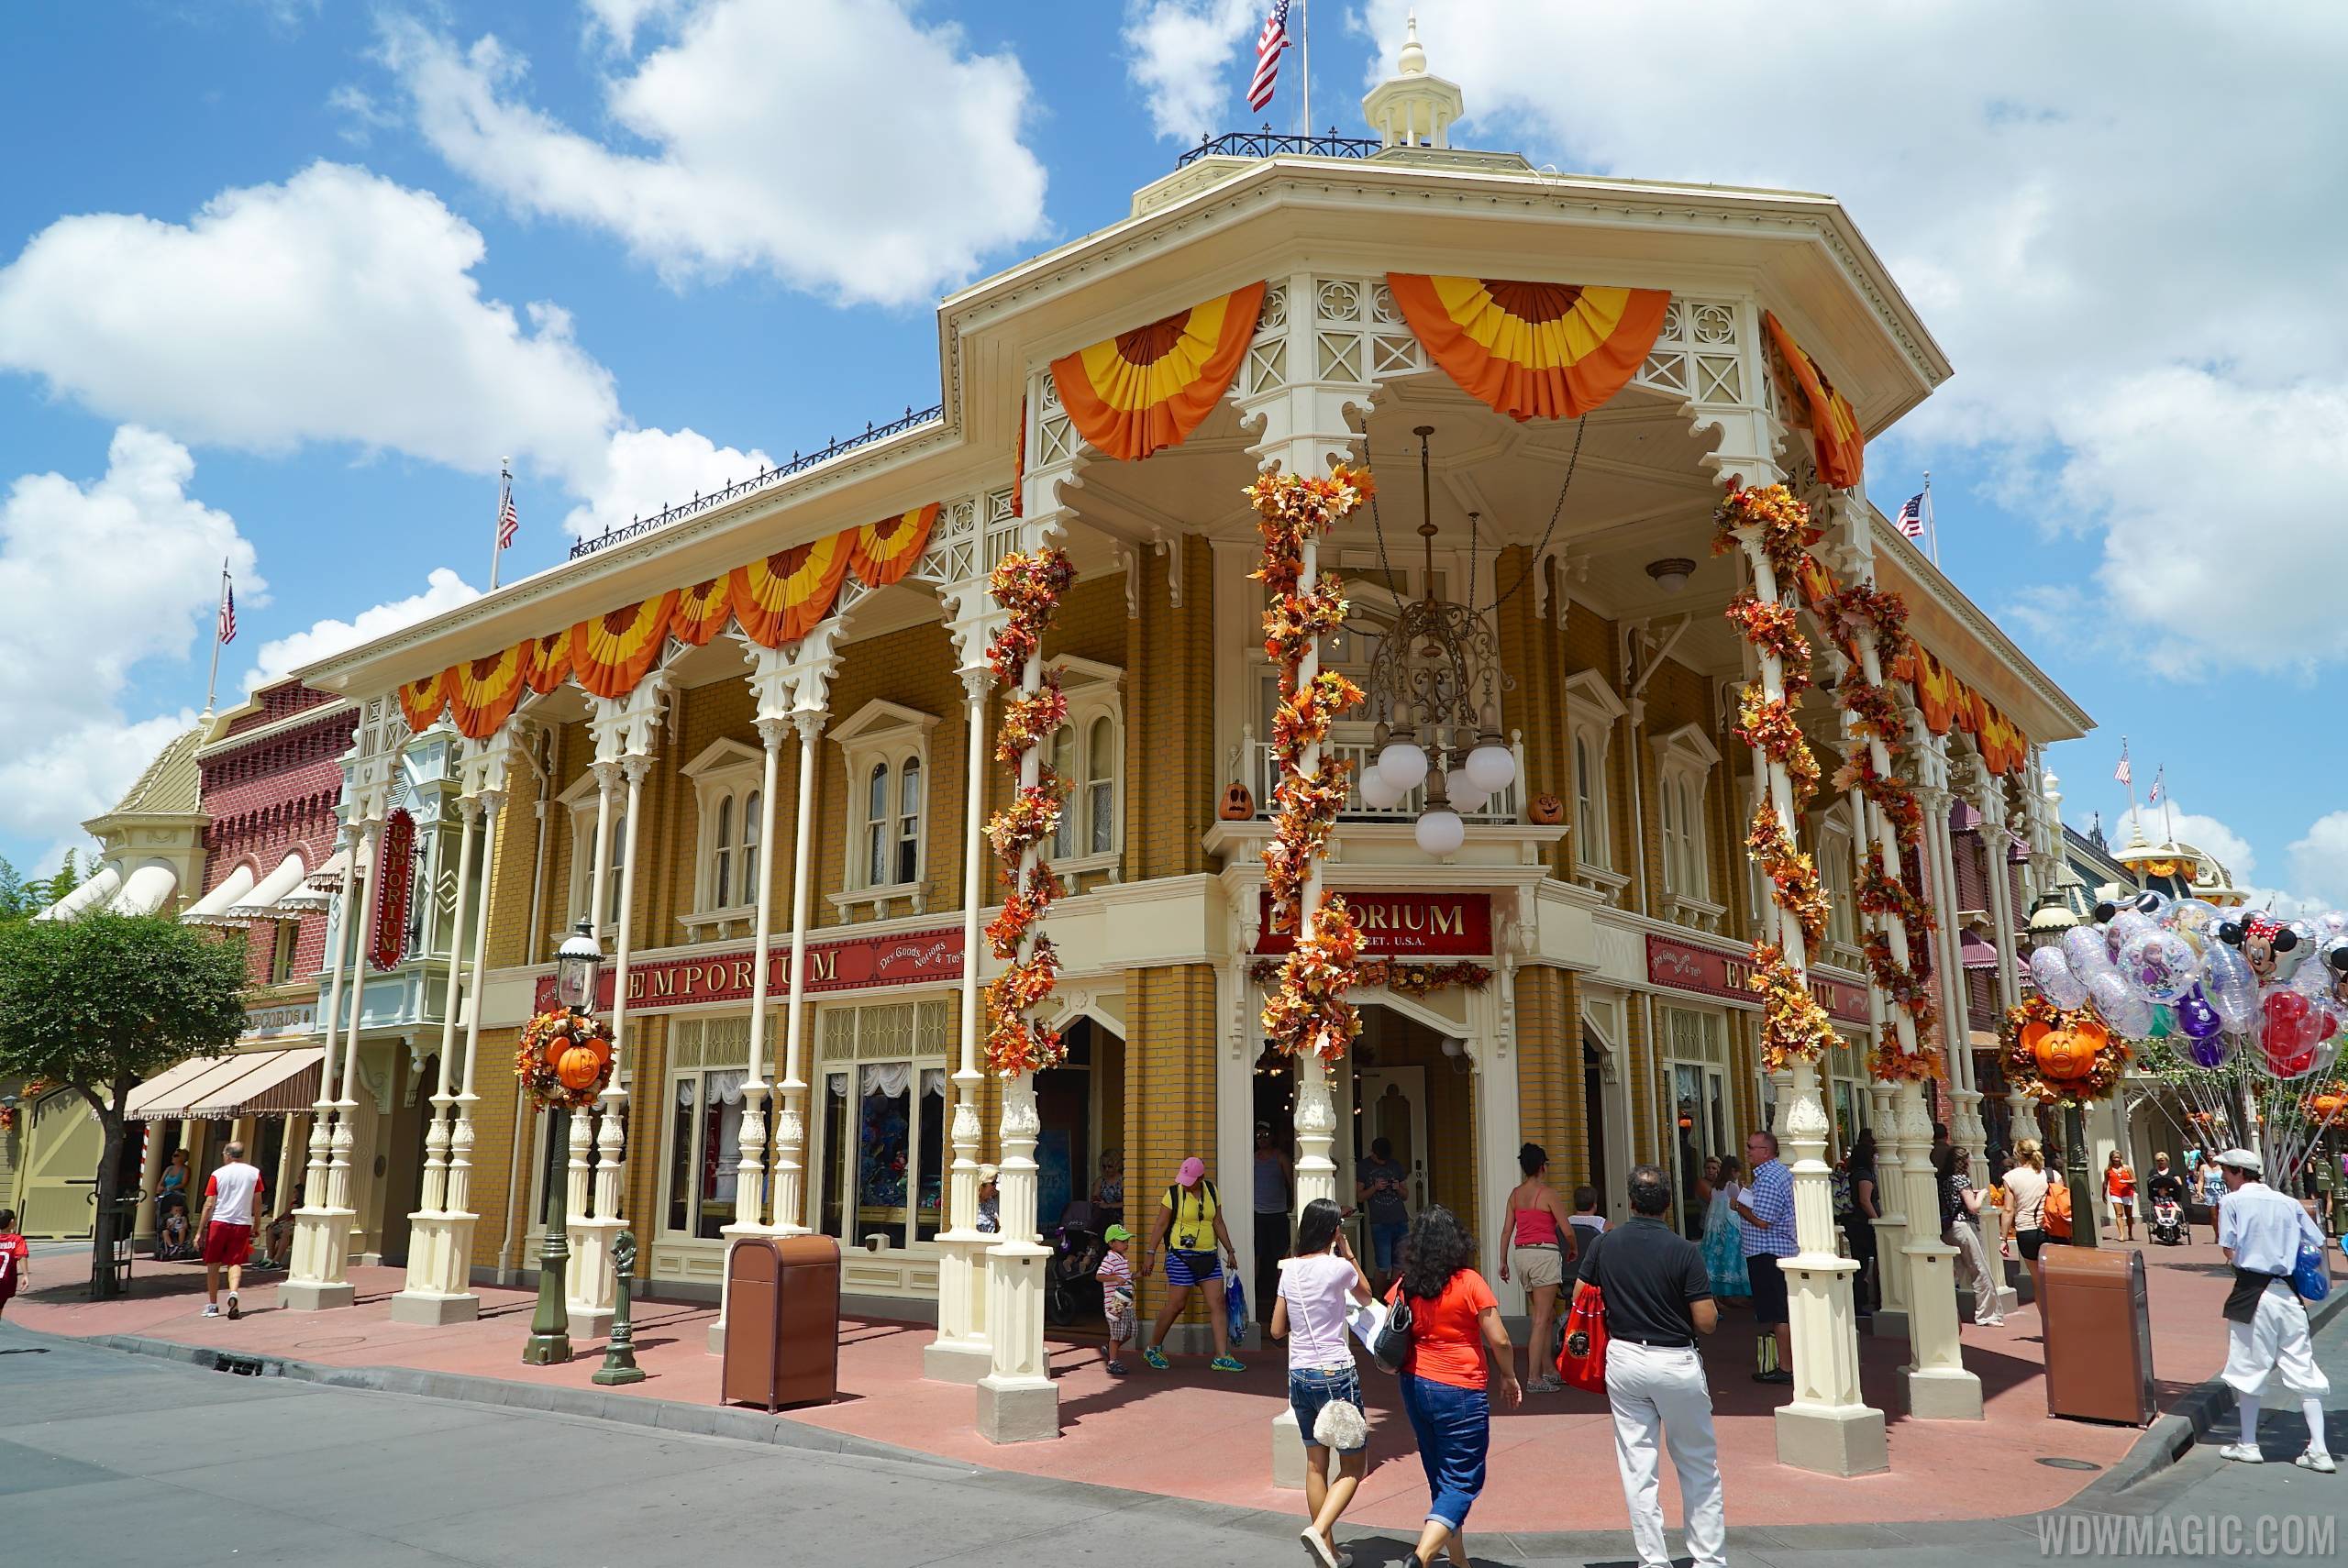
[1272,1197,1374,1568]
[2001,1140,2052,1264]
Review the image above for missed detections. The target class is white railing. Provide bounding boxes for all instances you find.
[1242,732,1523,823]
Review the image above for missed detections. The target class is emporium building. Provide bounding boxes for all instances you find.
[270,35,2089,1467]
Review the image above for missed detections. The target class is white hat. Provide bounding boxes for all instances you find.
[2215,1147,2262,1175]
[978,1164,999,1182]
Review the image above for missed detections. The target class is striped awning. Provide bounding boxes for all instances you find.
[227,852,308,919]
[182,864,258,926]
[1959,931,1999,970]
[37,865,121,922]
[124,1047,324,1121]
[107,864,180,916]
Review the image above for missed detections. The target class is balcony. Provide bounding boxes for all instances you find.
[1237,731,1524,824]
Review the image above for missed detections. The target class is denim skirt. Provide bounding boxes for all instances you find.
[1289,1364,1367,1451]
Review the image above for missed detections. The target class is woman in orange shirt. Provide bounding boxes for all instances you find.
[2104,1151,2137,1242]
[1387,1205,1522,1567]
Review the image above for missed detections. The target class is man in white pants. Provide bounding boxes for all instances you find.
[2213,1147,2332,1473]
[1573,1162,1725,1568]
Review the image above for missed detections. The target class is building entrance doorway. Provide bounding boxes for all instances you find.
[1339,1002,1479,1251]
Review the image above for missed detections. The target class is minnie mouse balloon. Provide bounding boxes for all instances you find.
[2175,983,2225,1041]
[2089,970,2154,1039]
[2120,930,2201,1005]
[2030,944,2091,1010]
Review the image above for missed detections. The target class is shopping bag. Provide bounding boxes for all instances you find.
[1556,1284,1609,1394]
[1225,1275,1248,1342]
[2294,1240,2331,1302]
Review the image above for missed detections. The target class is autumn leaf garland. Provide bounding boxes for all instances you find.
[981,547,1075,1077]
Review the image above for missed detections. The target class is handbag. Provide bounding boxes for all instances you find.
[2294,1240,2331,1302]
[1369,1294,1415,1373]
[1556,1283,1609,1393]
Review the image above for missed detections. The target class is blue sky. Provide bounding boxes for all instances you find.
[4,1,2343,908]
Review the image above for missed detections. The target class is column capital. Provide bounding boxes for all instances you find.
[959,664,994,706]
[792,708,827,746]
[755,714,792,750]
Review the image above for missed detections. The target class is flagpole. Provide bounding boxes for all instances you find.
[203,558,227,720]
[1298,0,1310,139]
[2161,769,2178,848]
[489,457,510,592]
[1923,469,1940,567]
[2121,735,2142,838]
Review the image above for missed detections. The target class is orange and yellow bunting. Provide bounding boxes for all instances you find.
[396,671,449,733]
[1386,274,1669,424]
[669,576,735,647]
[570,592,677,699]
[1050,282,1265,462]
[448,643,532,739]
[730,533,850,648]
[524,629,573,695]
[1763,311,1865,490]
[848,503,937,589]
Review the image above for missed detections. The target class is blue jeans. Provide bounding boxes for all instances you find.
[1371,1220,1410,1271]
[1289,1364,1366,1451]
[1399,1371,1489,1531]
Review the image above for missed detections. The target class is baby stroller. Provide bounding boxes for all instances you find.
[2148,1194,2186,1246]
[153,1192,194,1261]
[1045,1201,1107,1326]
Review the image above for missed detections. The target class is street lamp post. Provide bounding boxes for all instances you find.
[524,920,602,1366]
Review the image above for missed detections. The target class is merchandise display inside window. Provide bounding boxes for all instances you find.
[813,999,951,1249]
[664,1069,747,1239]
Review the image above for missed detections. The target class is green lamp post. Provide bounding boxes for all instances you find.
[524,919,602,1367]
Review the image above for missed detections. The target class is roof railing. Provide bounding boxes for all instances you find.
[568,403,945,560]
[1178,125,1381,167]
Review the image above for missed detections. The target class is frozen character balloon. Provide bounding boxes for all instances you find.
[2120,930,2199,1006]
[2220,912,2303,985]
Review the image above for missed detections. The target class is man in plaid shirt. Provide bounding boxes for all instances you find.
[1733,1130,1797,1384]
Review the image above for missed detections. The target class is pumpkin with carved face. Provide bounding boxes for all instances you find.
[2023,1016,2108,1082]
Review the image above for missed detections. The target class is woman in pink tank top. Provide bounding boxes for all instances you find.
[1496,1143,1577,1394]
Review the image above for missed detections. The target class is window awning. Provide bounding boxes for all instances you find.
[37,865,121,922]
[279,847,349,911]
[107,863,180,916]
[124,1047,325,1121]
[227,852,308,919]
[1959,931,2000,970]
[182,864,258,926]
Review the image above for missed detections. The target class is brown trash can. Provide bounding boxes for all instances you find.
[721,1235,843,1412]
[2040,1246,2155,1425]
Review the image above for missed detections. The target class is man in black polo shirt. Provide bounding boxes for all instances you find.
[1574,1163,1724,1568]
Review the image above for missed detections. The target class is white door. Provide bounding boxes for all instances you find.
[1358,1066,1432,1216]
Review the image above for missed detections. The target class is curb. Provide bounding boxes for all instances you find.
[70,1330,971,1474]
[2088,1281,2347,1497]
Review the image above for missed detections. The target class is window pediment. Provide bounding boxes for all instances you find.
[1649,722,1721,775]
[681,737,764,782]
[832,699,940,746]
[1563,668,1626,726]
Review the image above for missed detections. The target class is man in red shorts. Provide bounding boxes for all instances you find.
[195,1140,263,1320]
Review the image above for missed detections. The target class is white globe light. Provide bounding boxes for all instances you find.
[1357,768,1404,810]
[1377,741,1430,791]
[1445,769,1490,814]
[1414,808,1466,856]
[1465,743,1515,794]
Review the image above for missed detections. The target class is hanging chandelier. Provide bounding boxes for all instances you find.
[1357,426,1517,856]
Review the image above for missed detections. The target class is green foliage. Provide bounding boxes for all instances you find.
[0,912,249,1112]
[0,856,28,924]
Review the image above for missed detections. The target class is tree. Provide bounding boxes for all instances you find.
[0,913,248,1296]
[0,856,28,924]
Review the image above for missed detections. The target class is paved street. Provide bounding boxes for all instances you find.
[4,1305,2341,1568]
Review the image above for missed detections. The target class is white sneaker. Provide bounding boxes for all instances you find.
[200,1304,221,1318]
[2296,1450,2337,1474]
[2220,1442,2264,1464]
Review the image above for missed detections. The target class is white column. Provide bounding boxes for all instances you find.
[928,663,996,1382]
[977,591,1060,1444]
[1896,1077,1979,1416]
[769,710,825,1234]
[711,715,787,1355]
[563,761,617,1316]
[133,1123,165,1247]
[442,797,500,1294]
[1973,790,2021,1309]
[573,754,647,1336]
[288,855,353,1284]
[287,820,379,1310]
[391,792,482,1325]
[1290,514,1338,1216]
[1868,1077,1911,1333]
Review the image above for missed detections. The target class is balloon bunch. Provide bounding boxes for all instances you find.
[2027,890,2348,1081]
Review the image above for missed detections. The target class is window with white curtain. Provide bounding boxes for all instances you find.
[1043,655,1124,873]
[559,768,628,936]
[665,1067,748,1240]
[1649,723,1721,916]
[1562,669,1625,880]
[813,999,951,1247]
[831,700,940,914]
[681,740,766,938]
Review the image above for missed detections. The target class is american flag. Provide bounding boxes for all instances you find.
[217,576,236,645]
[1895,491,1926,539]
[2114,740,2131,787]
[1247,0,1291,113]
[2148,765,2164,806]
[497,473,519,550]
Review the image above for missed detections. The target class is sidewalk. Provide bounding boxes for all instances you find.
[4,1238,2271,1535]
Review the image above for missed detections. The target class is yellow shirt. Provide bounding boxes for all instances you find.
[1162,1179,1220,1250]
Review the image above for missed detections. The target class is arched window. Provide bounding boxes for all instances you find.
[1087,716,1116,855]
[742,790,761,900]
[866,761,892,888]
[713,795,734,909]
[896,757,923,885]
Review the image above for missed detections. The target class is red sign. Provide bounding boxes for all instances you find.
[1645,933,1869,1026]
[531,924,964,1015]
[1256,890,1492,956]
[371,809,415,971]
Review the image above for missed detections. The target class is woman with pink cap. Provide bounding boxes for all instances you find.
[1138,1154,1246,1373]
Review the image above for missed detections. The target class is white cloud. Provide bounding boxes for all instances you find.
[1124,0,1262,143]
[563,426,777,542]
[2287,812,2348,911]
[2115,801,2258,885]
[243,568,483,690]
[0,429,260,851]
[0,161,622,490]
[582,0,685,53]
[1347,1,2348,677]
[380,2,1049,307]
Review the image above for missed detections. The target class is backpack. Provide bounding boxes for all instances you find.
[1165,1178,1220,1252]
[2044,1180,2073,1239]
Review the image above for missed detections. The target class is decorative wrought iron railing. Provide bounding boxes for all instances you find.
[568,403,945,560]
[1242,733,1523,824]
[1179,127,1381,167]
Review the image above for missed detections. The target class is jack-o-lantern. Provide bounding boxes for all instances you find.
[1219,781,1255,821]
[2309,1087,2348,1120]
[2023,1017,2106,1081]
[1528,792,1566,826]
[556,1041,605,1091]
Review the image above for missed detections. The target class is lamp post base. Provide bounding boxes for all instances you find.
[523,1106,574,1366]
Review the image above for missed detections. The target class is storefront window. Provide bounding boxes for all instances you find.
[663,1070,747,1240]
[812,1000,950,1248]
[819,1070,850,1238]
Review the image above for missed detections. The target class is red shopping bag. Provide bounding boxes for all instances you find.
[1556,1284,1609,1394]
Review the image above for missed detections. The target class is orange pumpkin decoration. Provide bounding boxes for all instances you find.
[1220,781,1255,821]
[2309,1090,2347,1120]
[1529,792,1566,826]
[2022,1017,2107,1081]
[556,1042,605,1091]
